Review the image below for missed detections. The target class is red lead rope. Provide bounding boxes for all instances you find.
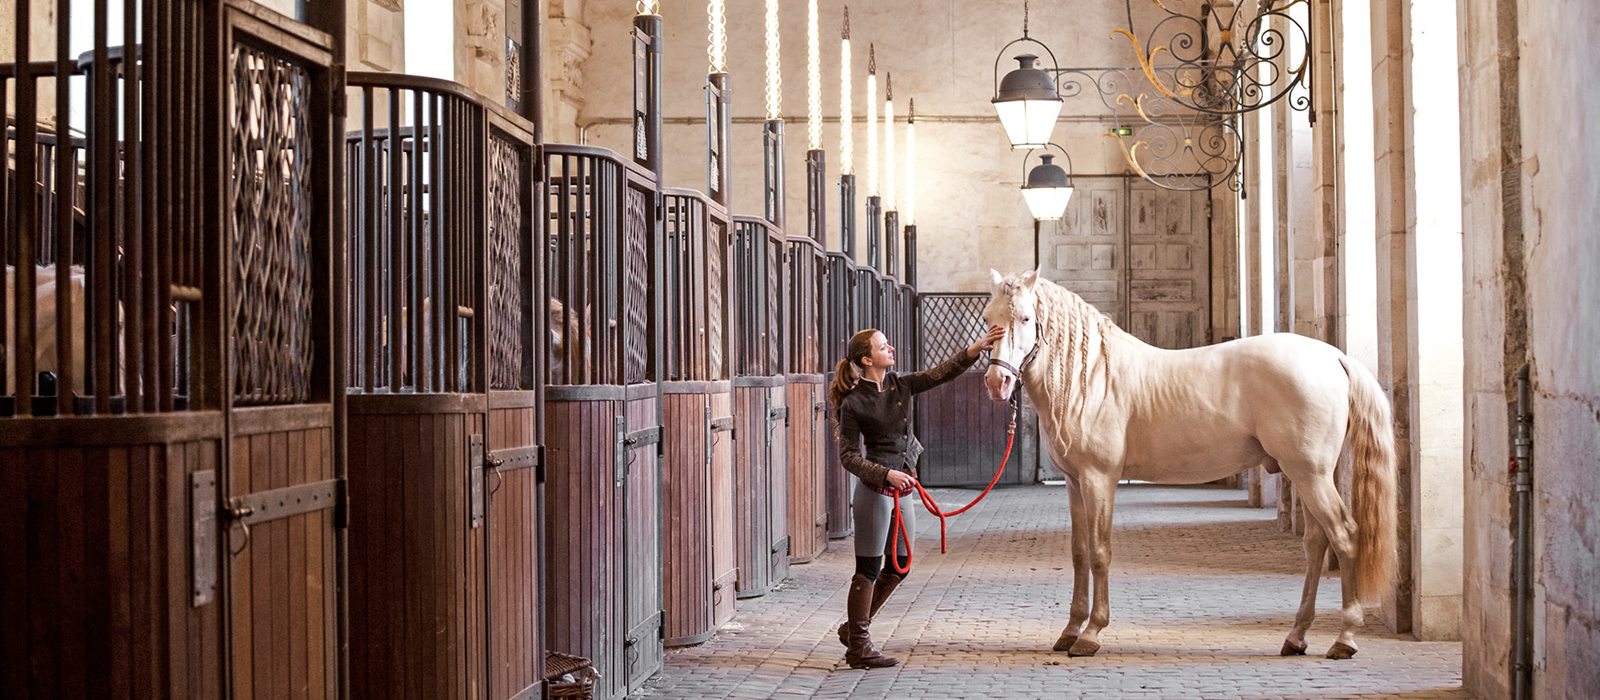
[888,397,1020,575]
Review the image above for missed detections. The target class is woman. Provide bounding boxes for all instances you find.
[829,324,1006,669]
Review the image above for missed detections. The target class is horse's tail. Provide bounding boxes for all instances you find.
[1340,355,1398,603]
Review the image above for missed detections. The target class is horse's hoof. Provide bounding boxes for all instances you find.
[1052,633,1078,652]
[1066,639,1101,657]
[1280,640,1308,656]
[1325,642,1358,660]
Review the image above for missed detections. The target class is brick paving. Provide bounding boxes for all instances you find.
[638,483,1470,700]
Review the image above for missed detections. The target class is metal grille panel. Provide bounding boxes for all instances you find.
[488,135,523,390]
[707,219,726,380]
[230,42,314,405]
[623,185,651,384]
[916,293,990,371]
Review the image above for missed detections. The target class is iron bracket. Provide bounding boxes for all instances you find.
[191,470,217,607]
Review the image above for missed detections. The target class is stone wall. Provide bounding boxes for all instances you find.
[1459,0,1600,697]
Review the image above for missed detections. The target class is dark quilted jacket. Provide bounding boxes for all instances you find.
[834,350,980,488]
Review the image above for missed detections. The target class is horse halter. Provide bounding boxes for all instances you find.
[988,339,1040,379]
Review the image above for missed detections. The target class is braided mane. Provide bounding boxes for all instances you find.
[995,276,1129,448]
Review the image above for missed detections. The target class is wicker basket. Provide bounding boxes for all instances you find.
[545,651,597,700]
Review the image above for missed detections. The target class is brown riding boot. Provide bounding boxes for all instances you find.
[869,570,904,619]
[843,574,900,669]
[839,569,907,646]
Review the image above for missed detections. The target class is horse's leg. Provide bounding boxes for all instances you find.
[1053,477,1091,651]
[1297,479,1365,659]
[1066,474,1116,657]
[1282,515,1330,655]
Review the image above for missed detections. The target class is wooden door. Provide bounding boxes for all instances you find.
[483,126,544,700]
[1039,177,1210,348]
[764,384,790,586]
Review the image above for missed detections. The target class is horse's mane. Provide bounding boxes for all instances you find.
[1005,277,1133,443]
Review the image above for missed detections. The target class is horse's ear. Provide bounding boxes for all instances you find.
[989,269,1005,290]
[1021,268,1040,288]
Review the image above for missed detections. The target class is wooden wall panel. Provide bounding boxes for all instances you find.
[544,398,624,700]
[661,390,712,646]
[708,391,737,627]
[0,441,225,700]
[487,406,542,700]
[786,379,827,563]
[823,404,854,539]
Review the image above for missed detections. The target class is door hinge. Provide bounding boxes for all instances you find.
[469,435,485,529]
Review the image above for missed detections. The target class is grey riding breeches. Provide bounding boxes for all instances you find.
[852,478,917,558]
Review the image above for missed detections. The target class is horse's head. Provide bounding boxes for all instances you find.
[982,268,1042,402]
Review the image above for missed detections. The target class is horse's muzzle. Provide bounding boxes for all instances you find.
[984,366,1016,402]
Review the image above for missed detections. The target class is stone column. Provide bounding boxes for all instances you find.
[542,0,591,145]
[1371,0,1464,640]
[1456,0,1524,690]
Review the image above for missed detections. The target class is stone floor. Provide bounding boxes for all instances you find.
[638,482,1471,700]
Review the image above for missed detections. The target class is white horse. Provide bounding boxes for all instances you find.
[981,269,1397,660]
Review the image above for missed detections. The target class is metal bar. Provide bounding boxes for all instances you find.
[229,479,341,527]
[362,85,377,391]
[388,87,403,391]
[410,88,425,392]
[0,72,8,403]
[56,0,78,415]
[141,0,161,413]
[445,97,460,391]
[14,1,38,414]
[123,0,143,413]
[156,0,175,412]
[429,93,444,391]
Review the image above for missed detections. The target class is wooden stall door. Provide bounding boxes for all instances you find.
[485,402,543,700]
[764,384,790,586]
[708,391,737,626]
[622,393,663,693]
[227,409,340,700]
[785,379,827,563]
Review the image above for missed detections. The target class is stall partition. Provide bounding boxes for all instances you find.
[784,236,828,564]
[343,72,546,700]
[1,2,344,697]
[659,187,738,646]
[542,144,664,699]
[731,216,789,598]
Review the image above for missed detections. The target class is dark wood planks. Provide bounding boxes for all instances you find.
[731,384,770,598]
[622,395,663,692]
[228,424,337,700]
[0,441,224,700]
[661,388,713,647]
[346,410,476,700]
[543,396,623,700]
[708,391,737,628]
[487,406,542,700]
[765,384,790,587]
[915,372,1031,487]
[785,379,828,564]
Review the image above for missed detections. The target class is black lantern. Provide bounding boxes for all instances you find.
[1022,147,1074,221]
[991,2,1061,149]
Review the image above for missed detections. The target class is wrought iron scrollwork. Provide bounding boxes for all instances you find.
[1113,0,1310,118]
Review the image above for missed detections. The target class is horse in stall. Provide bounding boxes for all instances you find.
[980,269,1397,660]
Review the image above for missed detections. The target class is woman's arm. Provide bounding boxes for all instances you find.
[898,324,1007,394]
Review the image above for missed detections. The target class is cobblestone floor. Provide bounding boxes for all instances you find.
[638,483,1470,700]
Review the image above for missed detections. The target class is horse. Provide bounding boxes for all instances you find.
[980,269,1397,660]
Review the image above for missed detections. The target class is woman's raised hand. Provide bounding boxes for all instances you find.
[967,324,1007,358]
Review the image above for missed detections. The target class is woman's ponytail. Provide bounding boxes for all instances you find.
[828,357,859,409]
[828,328,880,411]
